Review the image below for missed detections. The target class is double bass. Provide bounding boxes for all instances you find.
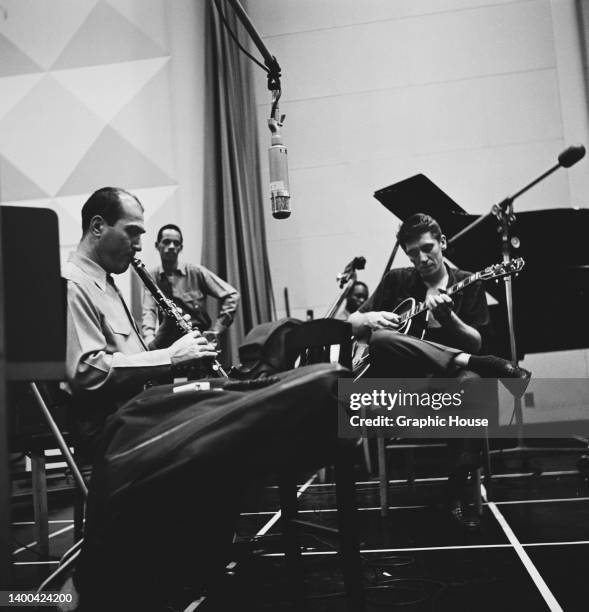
[324,256,366,319]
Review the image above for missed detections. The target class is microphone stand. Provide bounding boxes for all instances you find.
[221,0,289,219]
[380,157,567,282]
[448,151,582,366]
[223,0,282,95]
[447,149,587,465]
[449,194,523,441]
[224,0,275,70]
[448,157,566,247]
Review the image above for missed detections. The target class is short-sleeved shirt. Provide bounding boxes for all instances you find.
[359,265,489,350]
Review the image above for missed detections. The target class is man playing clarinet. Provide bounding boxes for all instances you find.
[63,187,217,453]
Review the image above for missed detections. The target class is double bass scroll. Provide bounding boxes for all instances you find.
[325,256,366,319]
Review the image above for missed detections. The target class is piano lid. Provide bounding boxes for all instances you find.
[374,174,589,354]
[374,174,471,239]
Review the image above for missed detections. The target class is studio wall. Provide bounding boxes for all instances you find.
[0,0,207,302]
[248,0,589,375]
[2,0,588,376]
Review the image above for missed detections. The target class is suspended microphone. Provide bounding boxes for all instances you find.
[558,144,586,168]
[269,129,291,219]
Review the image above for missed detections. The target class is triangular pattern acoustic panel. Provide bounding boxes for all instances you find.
[0,0,176,261]
[0,74,105,196]
[0,154,48,201]
[130,185,177,222]
[0,73,44,119]
[0,33,43,76]
[0,0,98,70]
[105,0,168,49]
[52,198,87,248]
[52,57,169,123]
[110,63,175,176]
[58,125,173,196]
[52,1,166,70]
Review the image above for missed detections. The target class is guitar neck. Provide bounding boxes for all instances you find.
[400,271,481,323]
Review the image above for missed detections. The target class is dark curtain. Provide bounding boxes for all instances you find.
[203,0,275,367]
[578,0,589,103]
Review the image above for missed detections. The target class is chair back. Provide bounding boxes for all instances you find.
[285,319,353,369]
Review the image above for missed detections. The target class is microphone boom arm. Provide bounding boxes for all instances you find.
[448,145,586,247]
[224,0,282,91]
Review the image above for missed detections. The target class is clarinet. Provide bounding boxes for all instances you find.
[131,257,228,378]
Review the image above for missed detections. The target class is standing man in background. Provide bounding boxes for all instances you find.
[142,223,240,348]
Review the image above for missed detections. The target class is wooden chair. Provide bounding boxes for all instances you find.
[9,383,88,557]
[377,372,493,518]
[281,319,365,611]
[377,438,485,518]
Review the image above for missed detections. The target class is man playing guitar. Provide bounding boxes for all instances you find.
[348,213,530,527]
[349,213,530,380]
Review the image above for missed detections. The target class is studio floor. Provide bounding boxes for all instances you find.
[9,445,589,611]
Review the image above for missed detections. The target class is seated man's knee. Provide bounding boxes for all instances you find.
[369,329,410,352]
[369,329,392,353]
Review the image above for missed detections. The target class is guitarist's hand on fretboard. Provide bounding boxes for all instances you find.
[424,289,455,325]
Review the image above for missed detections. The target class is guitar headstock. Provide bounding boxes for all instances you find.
[479,257,525,281]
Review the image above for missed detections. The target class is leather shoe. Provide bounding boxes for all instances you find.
[468,355,531,379]
[498,362,530,380]
[468,355,531,397]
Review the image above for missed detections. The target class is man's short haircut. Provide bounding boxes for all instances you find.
[352,281,369,294]
[397,213,442,249]
[81,187,142,234]
[156,224,183,244]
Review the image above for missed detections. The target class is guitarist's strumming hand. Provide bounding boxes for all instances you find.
[349,309,401,339]
[363,311,401,331]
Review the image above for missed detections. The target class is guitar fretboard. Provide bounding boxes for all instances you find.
[399,271,482,323]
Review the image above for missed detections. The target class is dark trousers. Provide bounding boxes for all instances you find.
[368,330,461,377]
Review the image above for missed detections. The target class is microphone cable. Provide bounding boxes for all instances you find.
[211,0,272,77]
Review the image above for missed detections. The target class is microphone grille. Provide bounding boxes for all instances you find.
[271,195,291,219]
[558,144,586,168]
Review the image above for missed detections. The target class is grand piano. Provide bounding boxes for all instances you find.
[374,174,589,358]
